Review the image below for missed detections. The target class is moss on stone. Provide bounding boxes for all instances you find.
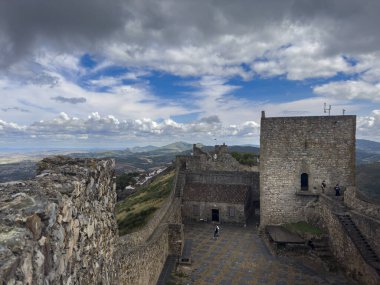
[283,221,324,236]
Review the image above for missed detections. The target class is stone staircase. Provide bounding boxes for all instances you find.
[337,214,380,275]
[311,237,337,271]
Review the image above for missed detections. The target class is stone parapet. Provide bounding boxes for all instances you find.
[345,186,380,220]
[320,195,380,285]
[0,157,118,284]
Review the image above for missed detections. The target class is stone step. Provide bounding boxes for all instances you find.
[337,214,380,273]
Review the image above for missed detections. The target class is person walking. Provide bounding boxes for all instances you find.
[213,225,220,239]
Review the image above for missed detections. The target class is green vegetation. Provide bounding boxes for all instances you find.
[115,172,139,190]
[116,171,175,235]
[231,152,259,166]
[283,221,324,236]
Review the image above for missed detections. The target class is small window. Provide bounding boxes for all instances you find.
[192,205,200,216]
[301,173,308,191]
[228,206,235,217]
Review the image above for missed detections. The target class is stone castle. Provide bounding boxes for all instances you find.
[1,112,380,285]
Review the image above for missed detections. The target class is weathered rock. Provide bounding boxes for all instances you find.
[0,157,118,284]
[25,214,42,240]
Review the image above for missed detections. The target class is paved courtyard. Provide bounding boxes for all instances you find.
[174,223,357,285]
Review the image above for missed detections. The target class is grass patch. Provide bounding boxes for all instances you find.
[116,171,175,235]
[283,221,324,236]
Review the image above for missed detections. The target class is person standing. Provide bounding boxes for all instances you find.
[321,180,327,193]
[334,184,341,196]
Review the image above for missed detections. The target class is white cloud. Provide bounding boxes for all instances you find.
[0,112,260,143]
[357,110,380,140]
[313,80,380,102]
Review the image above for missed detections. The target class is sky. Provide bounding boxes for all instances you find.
[0,0,379,149]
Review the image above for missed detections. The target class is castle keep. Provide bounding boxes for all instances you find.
[260,112,356,226]
[176,144,259,224]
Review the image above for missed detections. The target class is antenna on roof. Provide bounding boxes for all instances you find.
[324,103,331,116]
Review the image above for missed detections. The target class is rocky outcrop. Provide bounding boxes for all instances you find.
[0,157,118,285]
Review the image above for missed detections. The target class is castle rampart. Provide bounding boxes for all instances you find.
[0,157,118,284]
[0,156,183,285]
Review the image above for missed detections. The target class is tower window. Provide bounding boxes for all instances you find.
[301,173,308,191]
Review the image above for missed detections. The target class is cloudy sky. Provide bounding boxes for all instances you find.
[0,0,379,150]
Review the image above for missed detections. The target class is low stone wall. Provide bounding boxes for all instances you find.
[345,186,380,220]
[115,199,182,285]
[186,171,258,186]
[168,224,184,256]
[350,210,380,258]
[343,187,380,257]
[320,195,379,285]
[0,157,118,284]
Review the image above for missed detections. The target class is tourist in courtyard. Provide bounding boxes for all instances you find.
[335,184,341,196]
[213,225,219,239]
[321,180,327,193]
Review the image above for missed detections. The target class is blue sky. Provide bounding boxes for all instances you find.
[0,0,380,149]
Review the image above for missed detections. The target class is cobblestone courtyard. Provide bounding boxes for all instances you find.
[173,223,357,285]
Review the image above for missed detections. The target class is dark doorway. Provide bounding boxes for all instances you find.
[301,173,308,191]
[211,209,220,222]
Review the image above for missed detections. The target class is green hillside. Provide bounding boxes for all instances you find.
[116,171,175,236]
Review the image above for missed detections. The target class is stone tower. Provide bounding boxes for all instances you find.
[259,112,356,226]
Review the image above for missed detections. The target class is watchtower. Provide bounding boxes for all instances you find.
[259,112,356,226]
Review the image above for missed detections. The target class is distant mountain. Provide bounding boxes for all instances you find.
[144,141,194,155]
[1,139,379,183]
[356,139,380,164]
[357,139,380,153]
[130,145,159,153]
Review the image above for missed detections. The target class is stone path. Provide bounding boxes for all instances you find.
[171,223,358,285]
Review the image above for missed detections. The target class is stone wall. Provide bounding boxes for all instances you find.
[344,187,380,257]
[319,195,379,285]
[182,201,245,224]
[0,156,184,285]
[183,171,259,201]
[260,114,356,226]
[116,224,169,285]
[176,144,255,172]
[0,157,118,285]
[115,173,183,285]
[350,211,380,258]
[345,186,380,220]
[176,145,259,225]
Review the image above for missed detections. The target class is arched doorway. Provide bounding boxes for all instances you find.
[301,173,308,191]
